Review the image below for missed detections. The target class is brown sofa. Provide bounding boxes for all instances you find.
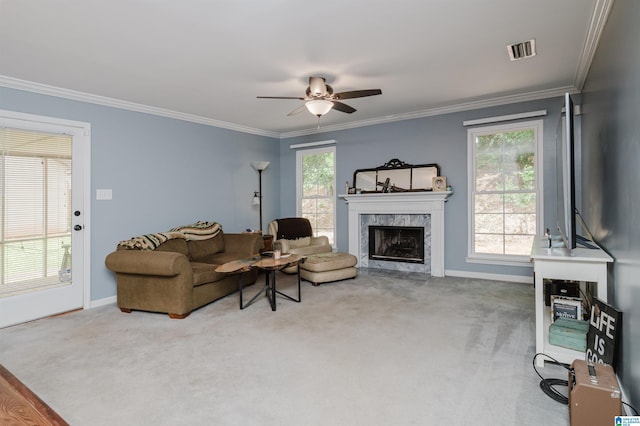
[105,222,263,319]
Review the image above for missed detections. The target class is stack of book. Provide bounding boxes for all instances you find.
[550,295,583,322]
[549,295,589,352]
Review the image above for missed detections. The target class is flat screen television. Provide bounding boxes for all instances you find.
[556,93,577,250]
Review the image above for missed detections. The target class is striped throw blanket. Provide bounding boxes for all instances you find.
[117,221,222,251]
[170,221,222,241]
[118,231,184,250]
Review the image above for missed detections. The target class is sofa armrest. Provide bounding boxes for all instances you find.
[222,233,264,256]
[105,250,191,276]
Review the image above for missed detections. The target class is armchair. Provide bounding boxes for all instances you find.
[268,218,332,273]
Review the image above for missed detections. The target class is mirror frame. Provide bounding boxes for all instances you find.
[352,159,441,193]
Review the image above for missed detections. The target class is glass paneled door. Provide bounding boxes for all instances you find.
[0,111,89,329]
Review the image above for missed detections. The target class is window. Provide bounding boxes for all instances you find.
[467,120,542,264]
[296,146,336,245]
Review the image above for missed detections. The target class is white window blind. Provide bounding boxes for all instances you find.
[1,127,72,290]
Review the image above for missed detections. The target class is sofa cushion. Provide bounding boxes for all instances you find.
[190,262,227,286]
[195,251,251,266]
[187,233,225,260]
[155,238,189,256]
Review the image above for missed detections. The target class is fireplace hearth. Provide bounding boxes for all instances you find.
[369,226,425,263]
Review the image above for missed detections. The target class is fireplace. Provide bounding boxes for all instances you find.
[340,192,450,276]
[369,226,424,263]
[361,213,430,272]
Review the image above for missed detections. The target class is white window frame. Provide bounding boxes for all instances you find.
[295,145,336,246]
[467,119,543,266]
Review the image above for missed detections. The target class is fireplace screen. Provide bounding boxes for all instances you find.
[369,226,425,263]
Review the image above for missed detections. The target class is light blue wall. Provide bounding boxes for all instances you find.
[580,0,640,409]
[281,97,565,278]
[0,86,569,299]
[0,87,280,301]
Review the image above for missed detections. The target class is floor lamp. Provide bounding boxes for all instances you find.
[251,161,270,232]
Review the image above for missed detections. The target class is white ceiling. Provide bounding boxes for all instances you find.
[0,0,610,138]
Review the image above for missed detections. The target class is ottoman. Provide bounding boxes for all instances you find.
[300,252,358,286]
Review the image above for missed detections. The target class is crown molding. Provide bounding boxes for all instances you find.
[279,86,579,139]
[574,0,615,91]
[0,75,578,141]
[0,75,280,139]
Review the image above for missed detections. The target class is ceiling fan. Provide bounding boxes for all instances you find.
[257,76,382,117]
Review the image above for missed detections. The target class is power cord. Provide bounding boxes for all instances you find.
[622,402,639,416]
[533,353,640,415]
[532,353,570,404]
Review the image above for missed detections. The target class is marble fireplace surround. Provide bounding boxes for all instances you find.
[362,214,430,273]
[340,192,450,277]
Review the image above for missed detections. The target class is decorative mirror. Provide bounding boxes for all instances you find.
[352,159,440,193]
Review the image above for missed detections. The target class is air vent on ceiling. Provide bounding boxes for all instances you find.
[508,39,536,61]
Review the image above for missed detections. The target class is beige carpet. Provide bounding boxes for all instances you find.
[0,270,569,425]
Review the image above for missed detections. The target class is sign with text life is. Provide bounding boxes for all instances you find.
[586,298,621,367]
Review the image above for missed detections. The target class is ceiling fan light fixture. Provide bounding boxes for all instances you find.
[305,99,333,117]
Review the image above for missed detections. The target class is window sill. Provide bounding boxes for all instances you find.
[466,255,533,268]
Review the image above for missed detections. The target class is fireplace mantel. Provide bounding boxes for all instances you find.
[339,192,451,276]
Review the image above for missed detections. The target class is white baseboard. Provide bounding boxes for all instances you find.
[445,269,533,284]
[89,295,117,309]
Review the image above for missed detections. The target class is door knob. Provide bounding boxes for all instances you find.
[74,225,82,231]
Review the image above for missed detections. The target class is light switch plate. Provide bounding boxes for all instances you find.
[96,189,112,200]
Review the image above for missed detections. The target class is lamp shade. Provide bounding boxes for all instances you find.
[305,100,333,117]
[251,161,270,171]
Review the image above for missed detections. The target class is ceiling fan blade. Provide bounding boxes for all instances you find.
[333,89,382,100]
[257,96,305,100]
[332,101,356,114]
[287,104,307,116]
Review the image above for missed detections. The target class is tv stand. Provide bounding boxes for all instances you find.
[530,238,613,367]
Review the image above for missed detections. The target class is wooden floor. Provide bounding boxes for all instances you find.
[0,364,68,425]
